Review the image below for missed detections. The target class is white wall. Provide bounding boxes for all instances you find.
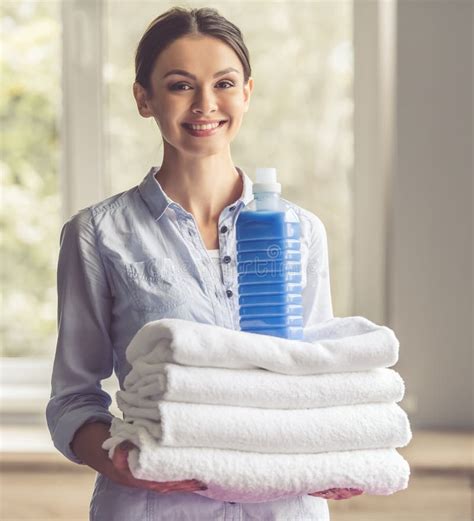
[391,0,473,429]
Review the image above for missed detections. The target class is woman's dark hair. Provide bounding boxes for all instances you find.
[135,6,252,93]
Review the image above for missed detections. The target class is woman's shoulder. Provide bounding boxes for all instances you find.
[62,184,140,234]
[280,198,328,245]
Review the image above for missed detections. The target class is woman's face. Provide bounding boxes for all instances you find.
[134,34,254,156]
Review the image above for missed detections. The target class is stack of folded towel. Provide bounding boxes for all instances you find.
[102,316,412,503]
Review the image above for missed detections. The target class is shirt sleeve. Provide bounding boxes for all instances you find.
[302,214,334,326]
[45,209,115,464]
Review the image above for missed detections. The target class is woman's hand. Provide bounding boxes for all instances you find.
[308,488,364,500]
[110,440,208,494]
[70,422,207,494]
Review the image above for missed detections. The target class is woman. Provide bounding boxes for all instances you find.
[46,6,361,520]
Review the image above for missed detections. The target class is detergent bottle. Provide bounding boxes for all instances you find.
[236,167,303,339]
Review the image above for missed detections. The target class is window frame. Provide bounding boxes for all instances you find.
[352,0,396,325]
[60,0,107,221]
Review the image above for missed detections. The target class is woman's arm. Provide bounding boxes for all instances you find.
[47,210,206,493]
[302,214,334,326]
[71,421,116,475]
[302,214,364,500]
[46,210,115,465]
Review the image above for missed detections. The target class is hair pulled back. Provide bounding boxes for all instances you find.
[135,6,252,93]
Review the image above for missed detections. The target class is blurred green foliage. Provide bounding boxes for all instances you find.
[1,1,60,357]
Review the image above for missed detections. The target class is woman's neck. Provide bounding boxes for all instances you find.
[154,155,243,225]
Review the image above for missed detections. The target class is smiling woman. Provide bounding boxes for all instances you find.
[45,5,351,521]
[132,31,253,220]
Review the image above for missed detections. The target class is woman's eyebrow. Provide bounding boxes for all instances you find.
[162,67,239,80]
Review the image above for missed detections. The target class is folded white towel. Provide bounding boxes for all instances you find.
[102,425,410,503]
[108,402,412,454]
[121,366,405,410]
[123,316,399,379]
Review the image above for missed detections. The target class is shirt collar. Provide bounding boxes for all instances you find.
[138,165,254,222]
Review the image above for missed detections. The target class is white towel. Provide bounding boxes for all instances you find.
[123,316,399,379]
[102,316,411,502]
[108,402,412,454]
[102,425,410,503]
[121,366,405,410]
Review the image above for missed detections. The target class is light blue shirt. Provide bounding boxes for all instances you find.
[46,166,333,520]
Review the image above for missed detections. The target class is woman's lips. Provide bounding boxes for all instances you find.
[182,120,228,137]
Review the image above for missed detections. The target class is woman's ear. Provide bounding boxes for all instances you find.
[243,77,254,113]
[133,82,154,118]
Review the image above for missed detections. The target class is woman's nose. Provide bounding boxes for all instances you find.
[191,87,218,114]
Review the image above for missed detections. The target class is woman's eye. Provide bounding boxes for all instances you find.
[169,80,234,91]
[170,83,191,91]
[217,80,234,88]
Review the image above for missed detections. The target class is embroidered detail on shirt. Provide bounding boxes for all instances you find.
[122,257,189,314]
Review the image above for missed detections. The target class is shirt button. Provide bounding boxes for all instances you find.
[226,289,233,298]
[223,255,231,264]
[229,205,236,211]
[220,225,228,233]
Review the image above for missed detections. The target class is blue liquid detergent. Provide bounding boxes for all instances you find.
[236,168,304,340]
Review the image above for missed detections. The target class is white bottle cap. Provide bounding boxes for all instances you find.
[252,167,281,194]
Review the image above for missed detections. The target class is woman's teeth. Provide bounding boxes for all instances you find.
[186,121,223,130]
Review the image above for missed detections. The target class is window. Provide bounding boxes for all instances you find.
[1,1,60,359]
[1,0,61,450]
